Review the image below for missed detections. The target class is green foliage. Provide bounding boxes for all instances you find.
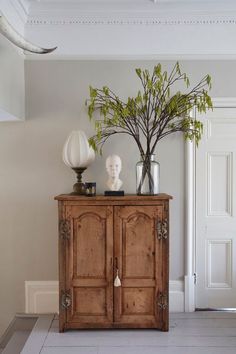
[86,62,213,156]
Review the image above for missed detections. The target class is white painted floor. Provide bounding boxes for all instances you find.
[14,312,236,354]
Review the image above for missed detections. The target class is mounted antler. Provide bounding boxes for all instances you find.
[0,15,57,54]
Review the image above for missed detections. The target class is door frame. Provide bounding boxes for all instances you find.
[185,98,236,312]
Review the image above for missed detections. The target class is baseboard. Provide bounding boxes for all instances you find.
[169,280,184,312]
[25,280,184,314]
[25,281,59,314]
[184,275,195,312]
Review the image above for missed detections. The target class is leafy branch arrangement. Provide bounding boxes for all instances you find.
[86,62,212,194]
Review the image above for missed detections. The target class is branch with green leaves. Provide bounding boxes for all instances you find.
[86,62,212,156]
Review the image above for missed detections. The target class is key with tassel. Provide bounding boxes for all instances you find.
[114,257,121,287]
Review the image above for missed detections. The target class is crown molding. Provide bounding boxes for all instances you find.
[5,0,236,59]
[24,53,236,61]
[25,16,236,26]
[8,0,236,28]
[23,0,236,26]
[18,0,31,15]
[12,0,29,21]
[24,17,236,58]
[1,0,28,27]
[25,1,236,14]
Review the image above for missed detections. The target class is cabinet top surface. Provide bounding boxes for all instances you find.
[55,193,172,201]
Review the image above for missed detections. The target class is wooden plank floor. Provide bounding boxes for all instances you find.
[28,312,236,354]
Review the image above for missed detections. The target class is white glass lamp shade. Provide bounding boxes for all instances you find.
[62,130,95,168]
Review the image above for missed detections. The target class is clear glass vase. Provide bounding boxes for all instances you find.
[136,154,160,195]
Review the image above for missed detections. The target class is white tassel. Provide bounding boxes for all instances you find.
[114,270,121,287]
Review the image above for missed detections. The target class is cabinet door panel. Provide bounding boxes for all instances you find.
[74,288,106,315]
[123,213,155,278]
[73,215,106,278]
[65,206,113,327]
[114,205,166,329]
[122,287,154,315]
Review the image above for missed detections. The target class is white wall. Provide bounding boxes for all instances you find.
[0,35,25,121]
[0,59,236,336]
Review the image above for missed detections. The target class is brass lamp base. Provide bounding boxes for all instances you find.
[71,167,87,195]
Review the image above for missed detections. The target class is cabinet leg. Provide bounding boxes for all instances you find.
[59,323,65,333]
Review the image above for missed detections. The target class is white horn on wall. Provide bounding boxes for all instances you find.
[0,15,57,54]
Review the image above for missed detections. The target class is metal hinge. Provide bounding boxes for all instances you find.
[59,220,71,240]
[156,218,168,240]
[157,292,168,310]
[61,291,72,309]
[194,272,197,285]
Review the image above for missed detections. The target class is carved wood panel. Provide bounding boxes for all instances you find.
[73,214,106,278]
[114,205,165,329]
[65,206,113,327]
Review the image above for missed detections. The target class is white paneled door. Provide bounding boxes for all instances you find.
[196,103,236,308]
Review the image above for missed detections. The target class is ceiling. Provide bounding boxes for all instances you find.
[1,0,236,58]
[18,0,236,15]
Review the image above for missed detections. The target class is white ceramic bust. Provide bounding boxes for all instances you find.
[106,155,123,191]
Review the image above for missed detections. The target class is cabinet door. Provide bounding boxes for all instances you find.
[65,205,113,328]
[114,205,168,330]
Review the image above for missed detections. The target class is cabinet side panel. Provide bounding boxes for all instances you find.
[58,201,66,332]
[162,201,169,331]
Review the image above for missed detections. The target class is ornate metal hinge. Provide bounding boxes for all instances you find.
[157,292,168,310]
[61,291,72,309]
[59,220,71,241]
[156,218,168,240]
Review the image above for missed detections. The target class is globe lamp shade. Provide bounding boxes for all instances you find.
[62,130,95,194]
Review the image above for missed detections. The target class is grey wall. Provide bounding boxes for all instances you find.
[0,60,236,336]
[0,35,25,120]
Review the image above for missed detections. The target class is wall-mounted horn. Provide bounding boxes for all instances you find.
[0,15,57,54]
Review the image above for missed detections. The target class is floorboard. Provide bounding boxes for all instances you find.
[2,331,29,354]
[41,348,98,354]
[170,312,236,319]
[21,315,54,354]
[171,319,236,330]
[0,315,37,350]
[44,332,236,347]
[97,348,236,354]
[21,312,236,354]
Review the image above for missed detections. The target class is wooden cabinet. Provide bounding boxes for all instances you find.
[55,194,172,332]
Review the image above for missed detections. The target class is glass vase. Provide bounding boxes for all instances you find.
[136,154,160,195]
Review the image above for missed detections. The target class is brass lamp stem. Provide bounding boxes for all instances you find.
[71,167,87,195]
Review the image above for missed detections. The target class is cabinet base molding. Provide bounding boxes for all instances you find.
[25,280,184,314]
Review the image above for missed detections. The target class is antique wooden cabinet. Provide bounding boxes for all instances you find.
[55,194,172,332]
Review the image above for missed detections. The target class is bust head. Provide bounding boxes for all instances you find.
[106,155,123,191]
[106,155,122,180]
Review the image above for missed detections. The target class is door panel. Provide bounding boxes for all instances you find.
[114,205,165,329]
[122,287,154,315]
[65,206,113,327]
[74,288,107,315]
[73,215,106,278]
[196,106,236,308]
[122,213,155,278]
